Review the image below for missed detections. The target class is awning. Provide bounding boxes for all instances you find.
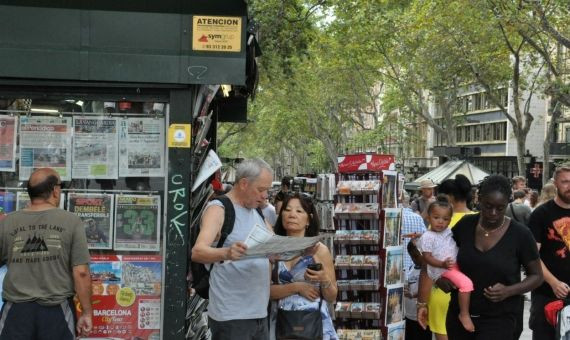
[405,160,490,191]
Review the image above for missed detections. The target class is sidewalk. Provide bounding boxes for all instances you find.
[521,299,532,340]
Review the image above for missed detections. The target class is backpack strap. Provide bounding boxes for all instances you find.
[509,203,520,223]
[212,195,236,249]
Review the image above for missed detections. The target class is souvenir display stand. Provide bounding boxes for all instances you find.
[333,154,404,340]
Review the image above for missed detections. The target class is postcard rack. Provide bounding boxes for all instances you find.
[334,165,404,340]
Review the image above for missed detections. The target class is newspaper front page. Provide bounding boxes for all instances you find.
[73,117,119,179]
[19,116,72,181]
[114,195,161,251]
[68,193,114,250]
[119,118,165,177]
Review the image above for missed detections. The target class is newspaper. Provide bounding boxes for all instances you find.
[114,195,161,252]
[119,118,165,177]
[72,117,119,179]
[0,115,17,172]
[16,191,65,210]
[242,224,322,260]
[19,116,72,181]
[67,193,114,250]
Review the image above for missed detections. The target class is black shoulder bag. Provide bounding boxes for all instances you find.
[273,262,324,340]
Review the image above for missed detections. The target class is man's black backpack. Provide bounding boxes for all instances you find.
[189,195,263,299]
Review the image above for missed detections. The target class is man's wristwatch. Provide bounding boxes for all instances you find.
[416,301,427,309]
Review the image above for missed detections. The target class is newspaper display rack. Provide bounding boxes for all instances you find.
[333,154,404,340]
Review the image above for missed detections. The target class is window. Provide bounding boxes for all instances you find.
[473,93,482,111]
[493,122,507,141]
[474,125,481,141]
[456,127,462,142]
[465,126,472,142]
[483,124,493,141]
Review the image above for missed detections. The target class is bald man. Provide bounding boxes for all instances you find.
[0,168,92,339]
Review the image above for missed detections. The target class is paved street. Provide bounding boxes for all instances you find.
[521,299,532,340]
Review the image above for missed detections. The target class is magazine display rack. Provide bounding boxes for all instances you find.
[333,154,404,340]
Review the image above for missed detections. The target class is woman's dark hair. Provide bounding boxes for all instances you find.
[427,194,453,216]
[478,175,512,200]
[438,174,472,203]
[274,192,320,237]
[513,189,526,200]
[27,174,60,200]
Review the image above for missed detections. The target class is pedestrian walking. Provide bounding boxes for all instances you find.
[529,164,570,339]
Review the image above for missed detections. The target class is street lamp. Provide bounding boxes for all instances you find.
[524,150,533,165]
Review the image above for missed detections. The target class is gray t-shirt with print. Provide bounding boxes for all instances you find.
[0,208,90,305]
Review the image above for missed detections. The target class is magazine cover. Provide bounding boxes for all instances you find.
[382,170,398,209]
[385,286,404,326]
[383,208,402,248]
[67,193,114,250]
[384,246,404,287]
[114,195,161,251]
[0,115,17,172]
[0,192,15,221]
[85,255,161,340]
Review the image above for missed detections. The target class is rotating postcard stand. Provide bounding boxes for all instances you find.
[333,154,405,340]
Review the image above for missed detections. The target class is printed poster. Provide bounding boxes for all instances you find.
[382,170,398,209]
[72,117,119,179]
[119,118,165,177]
[385,285,404,326]
[0,115,17,172]
[383,208,402,248]
[19,116,72,181]
[384,246,403,287]
[83,255,161,340]
[67,193,114,250]
[386,321,405,340]
[16,191,65,210]
[114,195,161,251]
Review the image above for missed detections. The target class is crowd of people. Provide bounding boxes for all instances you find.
[1,159,566,340]
[191,159,570,340]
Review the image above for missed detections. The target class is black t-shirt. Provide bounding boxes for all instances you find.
[449,214,539,316]
[529,200,570,298]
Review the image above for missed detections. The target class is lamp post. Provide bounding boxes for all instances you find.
[524,149,533,165]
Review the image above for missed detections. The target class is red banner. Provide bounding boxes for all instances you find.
[337,154,395,173]
[79,255,162,339]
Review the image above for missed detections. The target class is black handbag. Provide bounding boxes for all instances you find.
[274,260,324,340]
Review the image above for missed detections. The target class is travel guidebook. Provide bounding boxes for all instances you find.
[114,195,161,252]
[85,255,161,340]
[67,193,114,250]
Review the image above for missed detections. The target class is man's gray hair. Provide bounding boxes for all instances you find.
[235,158,273,183]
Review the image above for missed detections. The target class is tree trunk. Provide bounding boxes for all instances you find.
[544,100,562,184]
[515,130,526,176]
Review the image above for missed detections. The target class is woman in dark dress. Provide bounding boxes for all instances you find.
[418,175,543,339]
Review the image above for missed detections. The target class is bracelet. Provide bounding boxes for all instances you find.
[416,302,428,309]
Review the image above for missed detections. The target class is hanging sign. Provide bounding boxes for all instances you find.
[192,15,242,52]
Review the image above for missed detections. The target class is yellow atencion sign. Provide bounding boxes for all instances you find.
[192,15,242,52]
[168,124,191,148]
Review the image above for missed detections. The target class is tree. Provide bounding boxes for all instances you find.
[491,0,570,182]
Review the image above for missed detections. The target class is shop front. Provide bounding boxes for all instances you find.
[0,1,258,339]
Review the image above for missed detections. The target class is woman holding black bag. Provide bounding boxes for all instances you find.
[270,193,338,340]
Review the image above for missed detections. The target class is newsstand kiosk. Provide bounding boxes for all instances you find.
[0,2,259,339]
